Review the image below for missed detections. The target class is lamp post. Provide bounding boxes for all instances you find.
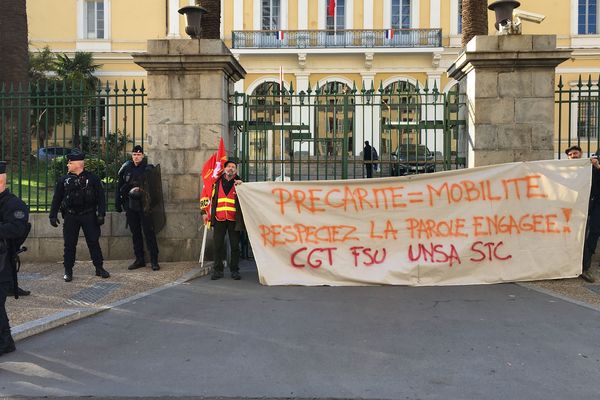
[178,0,208,39]
[488,0,521,34]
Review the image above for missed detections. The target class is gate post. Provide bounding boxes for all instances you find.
[447,35,570,167]
[133,40,246,261]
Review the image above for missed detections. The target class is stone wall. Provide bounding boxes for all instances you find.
[20,211,212,263]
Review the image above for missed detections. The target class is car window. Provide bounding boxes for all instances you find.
[398,145,430,155]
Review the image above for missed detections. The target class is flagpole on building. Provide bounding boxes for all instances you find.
[279,65,285,180]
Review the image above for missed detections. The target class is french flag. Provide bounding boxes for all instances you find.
[385,29,395,39]
[277,31,285,41]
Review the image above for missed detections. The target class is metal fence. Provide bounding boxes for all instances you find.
[230,80,467,182]
[232,29,442,49]
[0,80,146,212]
[556,75,600,157]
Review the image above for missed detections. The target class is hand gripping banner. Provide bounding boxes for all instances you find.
[237,160,591,286]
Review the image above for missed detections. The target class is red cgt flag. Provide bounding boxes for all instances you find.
[199,137,227,227]
[328,0,336,17]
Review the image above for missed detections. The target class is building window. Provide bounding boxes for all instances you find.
[458,0,463,34]
[85,0,105,39]
[578,96,599,138]
[326,0,345,31]
[392,0,411,29]
[261,0,280,31]
[579,0,597,34]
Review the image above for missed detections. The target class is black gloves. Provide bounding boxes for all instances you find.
[97,215,105,226]
[49,217,60,227]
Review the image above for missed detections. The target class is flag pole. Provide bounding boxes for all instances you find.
[279,65,285,180]
[199,224,208,266]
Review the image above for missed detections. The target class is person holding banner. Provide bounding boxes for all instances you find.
[201,160,245,280]
[566,145,600,283]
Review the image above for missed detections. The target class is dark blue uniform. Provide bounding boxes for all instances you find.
[116,159,159,269]
[0,189,29,354]
[49,170,109,281]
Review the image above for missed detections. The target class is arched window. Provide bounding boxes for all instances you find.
[314,81,355,157]
[379,80,420,155]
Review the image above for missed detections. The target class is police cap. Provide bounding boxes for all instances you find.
[0,161,6,174]
[66,150,85,161]
[132,145,144,154]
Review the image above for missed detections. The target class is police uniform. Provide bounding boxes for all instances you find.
[49,151,110,282]
[0,161,30,355]
[208,173,245,280]
[116,145,160,270]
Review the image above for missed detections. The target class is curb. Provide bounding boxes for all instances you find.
[517,282,600,313]
[12,263,212,342]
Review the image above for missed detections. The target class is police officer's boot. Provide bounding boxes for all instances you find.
[64,269,73,282]
[95,266,110,279]
[127,258,146,270]
[151,257,160,271]
[0,328,16,355]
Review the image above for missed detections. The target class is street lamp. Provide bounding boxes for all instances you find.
[178,0,208,39]
[488,0,521,34]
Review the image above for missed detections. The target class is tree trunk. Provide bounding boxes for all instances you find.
[201,0,221,39]
[461,0,489,47]
[0,0,30,165]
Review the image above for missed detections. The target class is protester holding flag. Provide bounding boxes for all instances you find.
[201,160,245,281]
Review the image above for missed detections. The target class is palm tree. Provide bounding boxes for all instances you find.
[201,0,221,39]
[0,0,29,163]
[461,0,489,47]
[54,52,101,148]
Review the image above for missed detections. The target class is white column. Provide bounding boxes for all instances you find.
[358,73,377,156]
[234,0,244,30]
[318,0,325,29]
[412,0,420,29]
[571,0,578,36]
[383,0,391,29]
[253,0,261,30]
[346,0,354,29]
[167,0,180,38]
[281,0,289,29]
[429,0,440,28]
[363,0,373,29]
[298,0,308,29]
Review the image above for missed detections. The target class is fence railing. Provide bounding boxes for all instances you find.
[230,81,466,182]
[232,29,443,49]
[0,80,146,212]
[556,75,600,157]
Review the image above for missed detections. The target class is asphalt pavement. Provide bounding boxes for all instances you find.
[1,260,600,400]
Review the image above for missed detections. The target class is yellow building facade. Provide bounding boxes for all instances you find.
[27,0,600,157]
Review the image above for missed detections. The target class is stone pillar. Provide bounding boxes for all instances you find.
[447,35,571,167]
[133,39,246,261]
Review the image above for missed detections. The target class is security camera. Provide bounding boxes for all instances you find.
[513,10,545,24]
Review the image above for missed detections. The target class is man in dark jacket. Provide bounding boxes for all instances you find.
[116,145,160,271]
[0,161,30,355]
[201,160,245,280]
[363,141,377,178]
[49,150,110,282]
[567,145,600,283]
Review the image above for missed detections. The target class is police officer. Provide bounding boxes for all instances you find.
[0,161,30,355]
[49,150,110,282]
[116,145,160,271]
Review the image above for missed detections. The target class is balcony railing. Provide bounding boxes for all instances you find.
[231,29,442,49]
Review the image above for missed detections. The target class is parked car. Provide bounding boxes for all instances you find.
[391,144,436,176]
[34,147,72,161]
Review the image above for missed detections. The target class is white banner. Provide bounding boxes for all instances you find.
[237,160,591,286]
